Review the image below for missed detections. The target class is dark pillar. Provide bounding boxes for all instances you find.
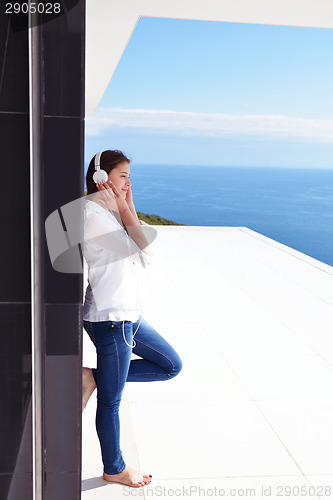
[41,4,85,499]
[0,2,85,499]
[0,6,33,499]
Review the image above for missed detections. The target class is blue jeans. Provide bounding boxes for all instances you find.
[83,316,183,475]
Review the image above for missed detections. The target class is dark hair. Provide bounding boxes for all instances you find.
[86,150,131,195]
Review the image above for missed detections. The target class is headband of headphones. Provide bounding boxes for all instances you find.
[94,151,103,171]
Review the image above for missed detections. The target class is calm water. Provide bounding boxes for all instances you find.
[129,164,333,267]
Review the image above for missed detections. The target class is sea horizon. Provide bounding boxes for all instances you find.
[84,163,333,268]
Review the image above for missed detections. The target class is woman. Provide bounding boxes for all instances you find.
[82,150,183,488]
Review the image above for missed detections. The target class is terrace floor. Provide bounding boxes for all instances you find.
[81,226,333,500]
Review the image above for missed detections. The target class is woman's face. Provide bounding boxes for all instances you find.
[108,162,131,198]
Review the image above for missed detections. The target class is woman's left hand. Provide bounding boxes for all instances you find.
[102,180,131,216]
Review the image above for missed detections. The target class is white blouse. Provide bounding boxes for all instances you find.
[83,200,153,322]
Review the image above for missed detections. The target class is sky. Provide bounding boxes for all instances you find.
[85,17,333,169]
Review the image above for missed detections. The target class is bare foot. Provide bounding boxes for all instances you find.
[82,367,97,411]
[103,466,152,488]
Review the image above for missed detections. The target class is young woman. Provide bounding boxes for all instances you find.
[82,150,183,488]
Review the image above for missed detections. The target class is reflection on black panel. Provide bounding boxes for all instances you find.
[0,5,29,113]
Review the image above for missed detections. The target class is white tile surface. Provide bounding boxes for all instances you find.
[239,228,333,306]
[305,476,333,500]
[125,319,250,403]
[82,328,97,369]
[81,226,333,499]
[136,476,318,500]
[128,400,302,478]
[125,351,249,402]
[257,401,333,475]
[148,227,333,366]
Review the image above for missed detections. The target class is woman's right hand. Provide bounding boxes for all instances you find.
[95,181,118,212]
[96,181,129,215]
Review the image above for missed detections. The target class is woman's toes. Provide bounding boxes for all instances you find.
[103,466,151,488]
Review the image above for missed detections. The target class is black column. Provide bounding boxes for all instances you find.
[0,2,85,499]
[0,5,32,499]
[42,4,85,498]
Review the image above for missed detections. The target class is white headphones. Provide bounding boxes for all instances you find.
[93,151,109,183]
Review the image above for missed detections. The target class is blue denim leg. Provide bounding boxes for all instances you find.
[83,319,134,475]
[82,317,182,474]
[128,317,183,381]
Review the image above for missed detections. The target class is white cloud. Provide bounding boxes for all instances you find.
[85,107,333,143]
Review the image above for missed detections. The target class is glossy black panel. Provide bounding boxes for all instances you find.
[43,116,84,304]
[0,3,32,498]
[0,2,7,70]
[40,2,84,498]
[0,475,12,500]
[43,116,84,211]
[46,304,82,355]
[43,32,83,117]
[0,303,32,479]
[41,0,84,117]
[0,4,29,113]
[0,113,30,303]
[1,0,84,496]
[2,473,33,500]
[45,472,81,500]
[45,356,82,473]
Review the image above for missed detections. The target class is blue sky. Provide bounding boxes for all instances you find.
[85,17,333,168]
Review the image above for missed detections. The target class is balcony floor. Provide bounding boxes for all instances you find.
[82,227,333,499]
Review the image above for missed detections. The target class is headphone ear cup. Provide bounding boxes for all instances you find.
[93,169,109,183]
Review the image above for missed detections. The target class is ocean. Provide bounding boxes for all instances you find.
[129,164,333,268]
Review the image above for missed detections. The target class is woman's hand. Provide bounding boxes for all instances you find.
[96,180,129,215]
[125,185,134,207]
[125,186,137,216]
[95,181,118,212]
